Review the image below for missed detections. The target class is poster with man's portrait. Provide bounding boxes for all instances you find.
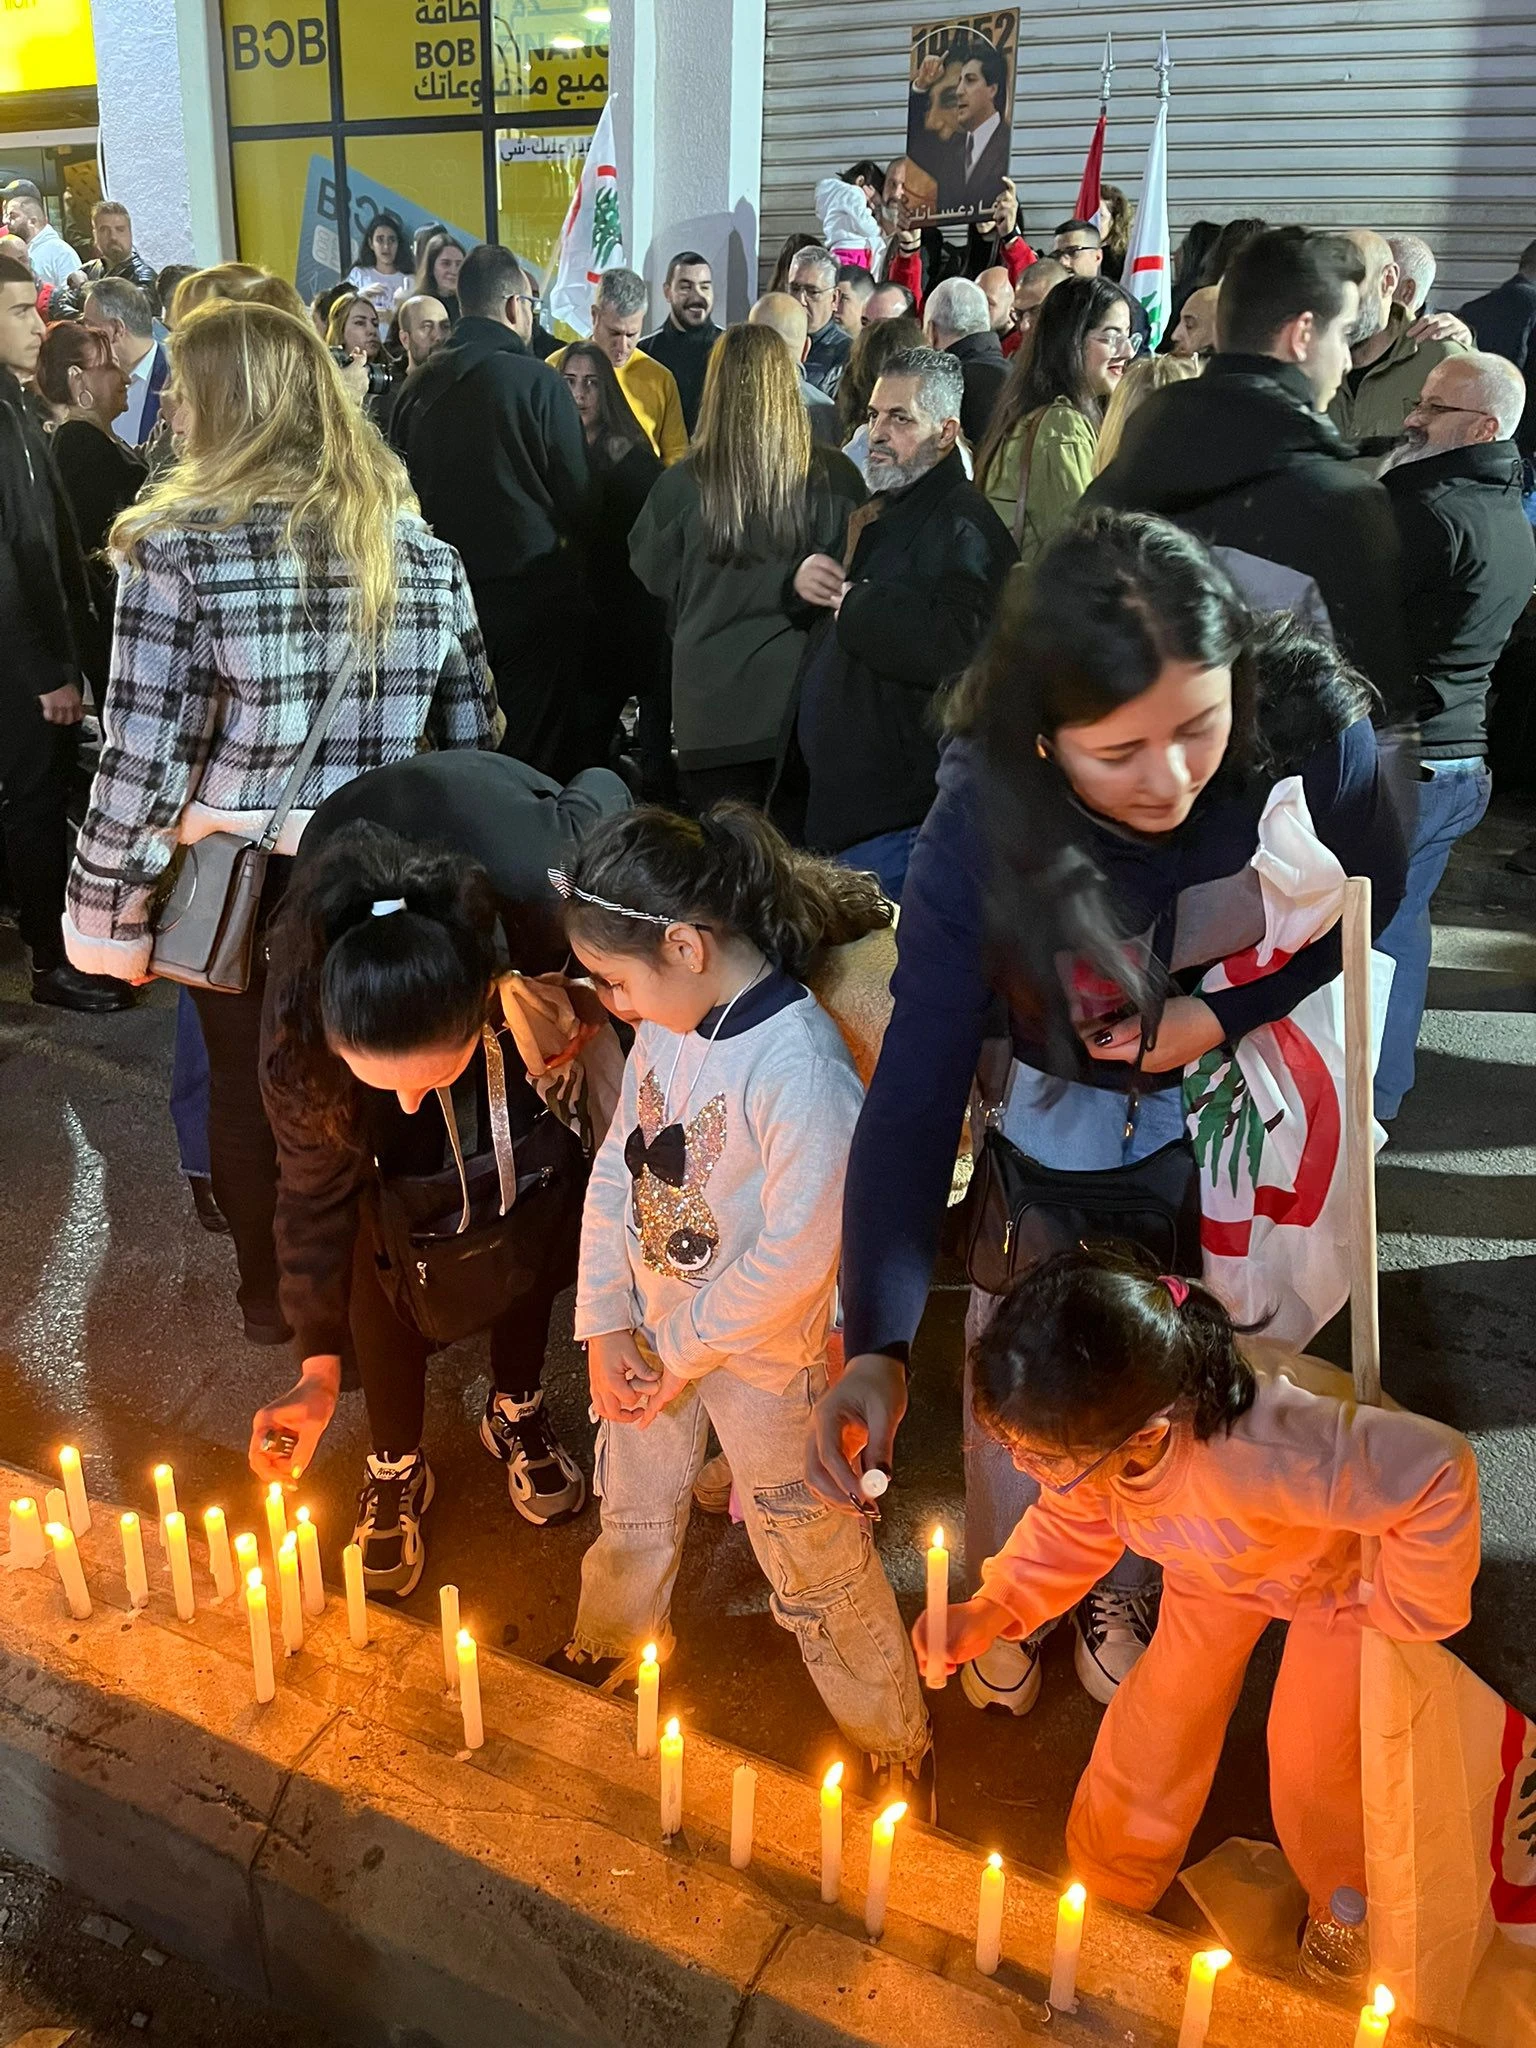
[902,12,1019,227]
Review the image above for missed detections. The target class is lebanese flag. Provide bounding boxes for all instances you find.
[1123,53,1171,346]
[1074,108,1106,224]
[547,96,625,338]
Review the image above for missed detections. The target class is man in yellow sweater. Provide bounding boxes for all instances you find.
[552,268,689,465]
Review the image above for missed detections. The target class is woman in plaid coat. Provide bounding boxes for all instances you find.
[64,296,497,1343]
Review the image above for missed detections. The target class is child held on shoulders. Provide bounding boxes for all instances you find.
[553,804,929,1788]
[815,162,886,268]
[916,1245,1479,1920]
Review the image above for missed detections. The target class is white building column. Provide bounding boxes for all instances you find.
[93,0,234,267]
[612,0,766,321]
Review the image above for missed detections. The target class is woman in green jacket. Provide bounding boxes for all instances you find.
[975,277,1139,568]
[629,322,865,810]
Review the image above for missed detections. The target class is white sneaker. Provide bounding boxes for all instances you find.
[1073,1583,1160,1703]
[960,1637,1042,1716]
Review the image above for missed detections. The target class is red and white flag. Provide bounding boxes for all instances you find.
[1123,35,1171,346]
[1183,777,1391,1346]
[547,96,624,337]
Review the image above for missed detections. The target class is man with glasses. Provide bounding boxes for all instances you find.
[787,247,851,396]
[1051,219,1103,278]
[391,243,592,775]
[1374,353,1535,1116]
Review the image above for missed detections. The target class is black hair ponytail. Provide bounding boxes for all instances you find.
[263,821,499,1143]
[972,1243,1259,1456]
[561,802,893,980]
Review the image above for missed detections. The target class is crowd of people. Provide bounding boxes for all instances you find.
[1,159,1530,1921]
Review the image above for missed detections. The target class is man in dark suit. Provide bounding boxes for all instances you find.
[81,277,168,445]
[910,40,1010,218]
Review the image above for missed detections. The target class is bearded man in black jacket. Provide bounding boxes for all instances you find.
[391,243,592,779]
[1086,226,1413,725]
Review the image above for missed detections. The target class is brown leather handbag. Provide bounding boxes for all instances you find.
[148,652,359,992]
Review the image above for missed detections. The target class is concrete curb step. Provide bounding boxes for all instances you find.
[0,1463,1453,2047]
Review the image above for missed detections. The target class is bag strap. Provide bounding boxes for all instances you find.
[256,647,362,854]
[434,1026,519,1237]
[1010,407,1049,548]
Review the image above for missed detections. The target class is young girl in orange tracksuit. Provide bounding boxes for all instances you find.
[917,1245,1481,1919]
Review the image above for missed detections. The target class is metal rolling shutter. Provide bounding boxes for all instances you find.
[761,0,1536,303]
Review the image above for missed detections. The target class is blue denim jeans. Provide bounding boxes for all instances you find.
[1374,758,1492,1121]
[170,985,212,1180]
[834,826,919,904]
[963,1064,1187,1603]
[576,1363,929,1765]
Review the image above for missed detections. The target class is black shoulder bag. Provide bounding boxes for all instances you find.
[371,1027,586,1346]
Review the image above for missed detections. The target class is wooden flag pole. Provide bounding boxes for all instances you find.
[1341,876,1381,1409]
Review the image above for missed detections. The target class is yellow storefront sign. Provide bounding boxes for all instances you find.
[223,7,332,127]
[0,0,97,95]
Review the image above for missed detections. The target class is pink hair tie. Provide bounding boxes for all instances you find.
[1158,1275,1190,1308]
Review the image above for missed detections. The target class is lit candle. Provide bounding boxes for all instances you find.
[1048,1881,1086,2009]
[234,1531,260,1586]
[46,1520,91,1619]
[204,1507,238,1601]
[120,1512,150,1609]
[820,1762,844,1903]
[45,1486,70,1532]
[8,1498,46,1569]
[976,1852,1006,1975]
[636,1640,660,1757]
[278,1531,303,1655]
[659,1717,684,1838]
[295,1507,325,1618]
[730,1764,757,1870]
[457,1629,484,1750]
[263,1481,287,1574]
[343,1543,369,1647]
[924,1526,949,1689]
[154,1464,178,1550]
[1353,1985,1394,2048]
[864,1801,906,1939]
[245,1568,276,1704]
[1176,1948,1231,2048]
[164,1511,195,1622]
[440,1584,460,1691]
[58,1445,91,1536]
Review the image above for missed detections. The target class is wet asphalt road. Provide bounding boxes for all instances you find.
[2,803,1534,1960]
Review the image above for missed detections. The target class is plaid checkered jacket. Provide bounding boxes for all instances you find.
[65,507,495,976]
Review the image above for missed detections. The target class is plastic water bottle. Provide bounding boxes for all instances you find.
[1298,1885,1371,1986]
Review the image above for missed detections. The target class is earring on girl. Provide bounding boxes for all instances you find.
[1035,735,1049,760]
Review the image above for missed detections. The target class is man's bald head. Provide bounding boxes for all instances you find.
[975,266,1014,333]
[1170,284,1220,358]
[749,291,810,362]
[395,292,450,367]
[1431,353,1527,440]
[1343,228,1400,346]
[863,283,914,326]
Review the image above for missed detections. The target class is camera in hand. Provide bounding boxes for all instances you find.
[331,346,392,398]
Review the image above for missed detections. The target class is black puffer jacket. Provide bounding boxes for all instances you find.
[1085,354,1413,723]
[792,447,1017,850]
[1383,440,1536,757]
[0,368,100,698]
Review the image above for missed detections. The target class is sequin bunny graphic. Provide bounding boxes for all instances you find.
[626,1069,728,1281]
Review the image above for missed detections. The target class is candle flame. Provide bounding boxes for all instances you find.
[60,1445,79,1465]
[296,1506,311,1526]
[823,1761,843,1791]
[1199,1949,1232,1973]
[121,1511,138,1530]
[154,1463,172,1482]
[878,1801,907,1827]
[205,1506,224,1523]
[14,1500,36,1516]
[166,1510,184,1533]
[664,1716,680,1739]
[987,1851,1003,1870]
[267,1481,283,1501]
[1373,1987,1394,2018]
[456,1628,472,1650]
[1065,1881,1086,1910]
[641,1641,658,1667]
[246,1567,263,1590]
[932,1524,945,1549]
[44,1521,67,1542]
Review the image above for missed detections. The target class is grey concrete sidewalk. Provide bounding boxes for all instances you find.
[1,802,1532,1909]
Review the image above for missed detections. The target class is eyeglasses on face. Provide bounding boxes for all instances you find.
[1088,326,1144,356]
[789,281,833,304]
[1008,1408,1172,1494]
[1407,396,1492,421]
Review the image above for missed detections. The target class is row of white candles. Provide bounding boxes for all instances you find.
[10,1462,1398,2041]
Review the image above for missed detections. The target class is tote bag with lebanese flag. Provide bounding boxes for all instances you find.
[1180,776,1394,1346]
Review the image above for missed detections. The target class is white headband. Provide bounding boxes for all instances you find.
[371,898,407,918]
